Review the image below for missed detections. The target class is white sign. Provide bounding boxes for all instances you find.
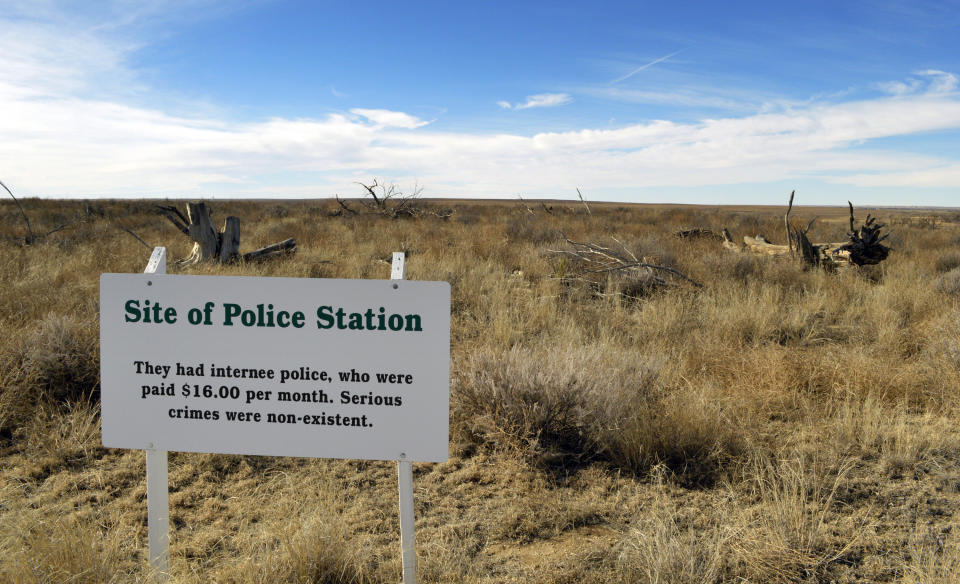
[100,273,450,462]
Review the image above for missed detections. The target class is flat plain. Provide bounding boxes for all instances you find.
[2,197,959,583]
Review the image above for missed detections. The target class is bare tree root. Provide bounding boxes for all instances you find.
[837,201,892,266]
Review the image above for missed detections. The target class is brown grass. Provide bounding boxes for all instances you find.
[2,197,960,582]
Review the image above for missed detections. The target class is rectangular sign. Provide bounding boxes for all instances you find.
[100,273,450,462]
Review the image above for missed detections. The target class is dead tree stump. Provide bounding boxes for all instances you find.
[718,194,892,270]
[157,202,296,265]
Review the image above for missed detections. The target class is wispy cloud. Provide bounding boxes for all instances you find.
[877,69,958,96]
[583,86,752,111]
[609,50,682,85]
[349,108,429,129]
[498,93,572,110]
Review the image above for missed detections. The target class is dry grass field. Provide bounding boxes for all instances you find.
[2,196,960,583]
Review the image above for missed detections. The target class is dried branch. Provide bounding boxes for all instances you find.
[336,195,358,215]
[576,188,591,216]
[350,179,423,218]
[788,215,822,268]
[551,236,702,297]
[155,204,190,235]
[517,195,536,214]
[41,222,74,238]
[117,222,153,250]
[356,180,382,207]
[2,179,34,244]
[242,238,296,261]
[785,190,795,255]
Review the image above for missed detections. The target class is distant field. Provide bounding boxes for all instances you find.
[2,197,959,583]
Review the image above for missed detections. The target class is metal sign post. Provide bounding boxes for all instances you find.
[392,251,417,584]
[143,247,170,581]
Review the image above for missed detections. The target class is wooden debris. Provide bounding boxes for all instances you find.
[836,201,891,266]
[743,235,788,255]
[551,236,701,299]
[721,228,741,252]
[675,228,723,240]
[576,188,592,216]
[157,202,296,265]
[722,193,892,270]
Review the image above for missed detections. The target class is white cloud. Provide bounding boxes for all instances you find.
[500,93,572,110]
[830,164,960,188]
[877,70,958,96]
[349,108,429,129]
[2,9,960,199]
[918,69,959,94]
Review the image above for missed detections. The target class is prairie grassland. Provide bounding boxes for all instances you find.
[2,198,960,583]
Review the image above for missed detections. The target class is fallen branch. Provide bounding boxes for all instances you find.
[576,188,591,216]
[785,190,795,256]
[517,195,536,215]
[551,236,702,298]
[115,221,152,250]
[242,238,296,261]
[1,179,33,244]
[2,179,76,245]
[335,195,358,215]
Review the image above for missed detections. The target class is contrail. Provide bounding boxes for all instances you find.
[609,50,682,85]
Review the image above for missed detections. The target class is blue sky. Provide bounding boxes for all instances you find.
[2,1,959,205]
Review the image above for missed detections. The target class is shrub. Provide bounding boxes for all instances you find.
[453,344,744,483]
[0,314,99,436]
[935,268,960,296]
[934,250,960,273]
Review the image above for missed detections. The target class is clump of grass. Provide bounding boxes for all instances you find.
[935,267,960,295]
[901,526,960,583]
[453,344,744,483]
[734,454,864,583]
[617,473,733,583]
[504,214,562,244]
[453,344,633,466]
[0,513,136,584]
[933,250,960,273]
[0,313,99,437]
[8,313,99,402]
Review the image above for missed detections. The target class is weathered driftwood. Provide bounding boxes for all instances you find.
[722,194,891,270]
[721,228,741,253]
[157,202,296,265]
